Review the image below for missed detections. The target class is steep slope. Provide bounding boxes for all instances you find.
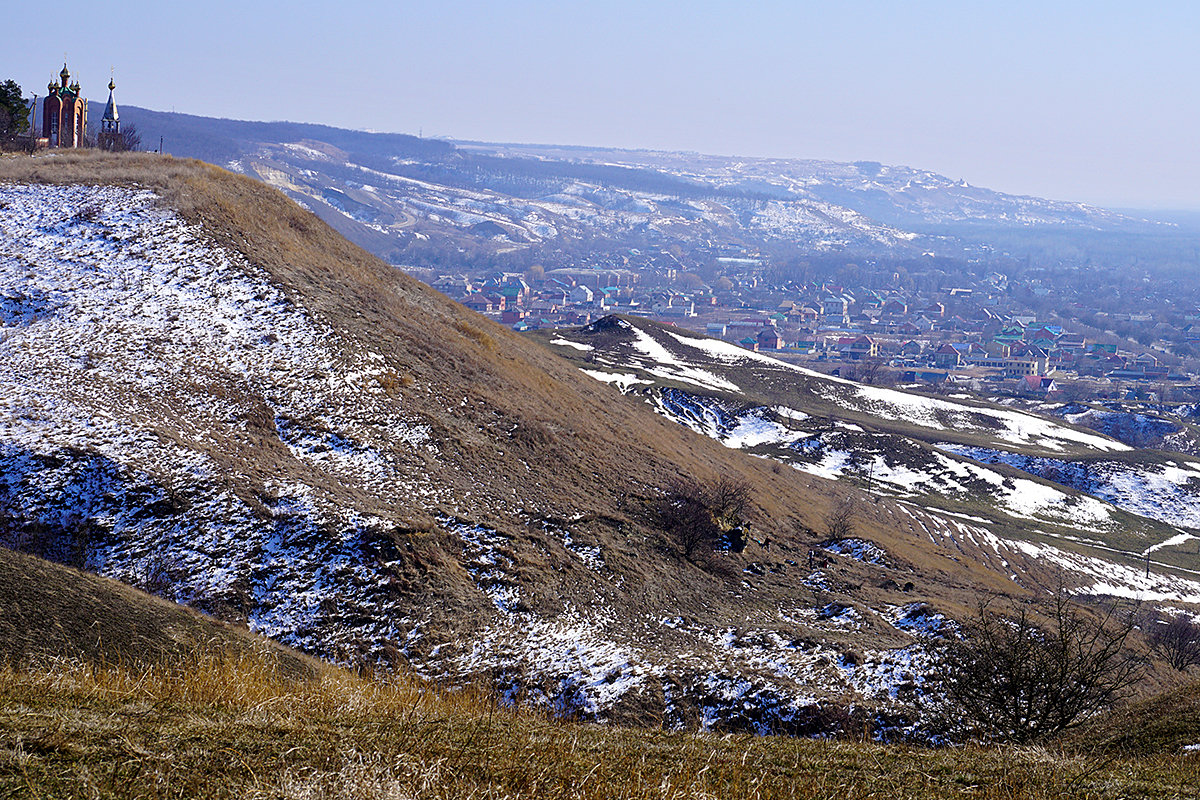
[0,546,312,674]
[534,316,1200,602]
[0,152,1173,733]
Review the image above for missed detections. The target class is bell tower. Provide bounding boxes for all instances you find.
[98,74,124,151]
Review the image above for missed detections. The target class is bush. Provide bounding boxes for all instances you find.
[1147,613,1200,672]
[934,591,1144,744]
[654,476,750,561]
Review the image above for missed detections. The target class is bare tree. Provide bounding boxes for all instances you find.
[120,123,143,152]
[934,592,1144,744]
[655,476,751,561]
[858,356,891,385]
[824,496,856,540]
[1147,614,1200,672]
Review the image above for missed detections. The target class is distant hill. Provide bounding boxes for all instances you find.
[532,315,1200,588]
[90,104,1191,275]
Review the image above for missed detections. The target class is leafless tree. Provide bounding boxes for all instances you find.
[934,592,1144,744]
[859,356,891,385]
[1147,614,1200,672]
[824,496,856,540]
[655,476,751,561]
[120,123,143,152]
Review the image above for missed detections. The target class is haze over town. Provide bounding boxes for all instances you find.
[9,0,1200,209]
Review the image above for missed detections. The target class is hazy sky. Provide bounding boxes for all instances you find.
[9,1,1200,209]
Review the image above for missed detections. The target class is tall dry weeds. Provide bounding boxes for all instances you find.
[2,654,1197,800]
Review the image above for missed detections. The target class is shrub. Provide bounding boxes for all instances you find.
[1147,613,1200,672]
[654,476,751,561]
[933,591,1144,744]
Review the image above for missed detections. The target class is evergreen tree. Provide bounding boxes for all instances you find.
[0,80,30,139]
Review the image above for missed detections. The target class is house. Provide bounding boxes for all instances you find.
[933,343,968,368]
[462,293,499,313]
[1004,345,1049,377]
[659,301,696,317]
[994,323,1026,345]
[789,305,820,325]
[1134,353,1161,368]
[569,285,594,304]
[433,274,474,295]
[837,335,877,360]
[821,296,850,324]
[1024,325,1062,342]
[757,329,783,350]
[1017,375,1059,396]
[1057,333,1086,352]
[739,336,760,352]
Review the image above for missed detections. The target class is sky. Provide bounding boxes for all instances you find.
[8,0,1200,209]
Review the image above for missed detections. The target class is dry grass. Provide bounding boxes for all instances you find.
[0,548,313,678]
[2,654,1198,800]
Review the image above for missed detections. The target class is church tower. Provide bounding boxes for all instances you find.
[97,75,124,151]
[41,63,87,148]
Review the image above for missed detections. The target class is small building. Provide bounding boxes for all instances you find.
[1004,346,1049,377]
[757,329,783,350]
[837,335,878,360]
[1016,375,1059,396]
[934,343,968,368]
[97,76,124,151]
[42,63,87,148]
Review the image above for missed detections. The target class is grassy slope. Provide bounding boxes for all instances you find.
[0,546,313,676]
[0,152,1043,651]
[2,653,1197,800]
[0,543,1193,799]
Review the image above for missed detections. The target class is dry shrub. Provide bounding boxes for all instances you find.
[454,320,496,352]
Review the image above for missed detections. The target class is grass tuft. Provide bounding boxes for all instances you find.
[2,654,1198,799]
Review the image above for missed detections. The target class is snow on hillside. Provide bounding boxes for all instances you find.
[558,320,1200,562]
[940,445,1200,531]
[643,388,1121,534]
[635,324,1129,454]
[0,183,436,657]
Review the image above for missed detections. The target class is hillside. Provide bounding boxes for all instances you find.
[104,104,1189,275]
[1,151,1193,735]
[0,545,311,674]
[4,649,1198,799]
[4,547,1194,798]
[532,316,1200,601]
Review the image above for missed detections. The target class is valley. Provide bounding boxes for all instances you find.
[0,152,1197,767]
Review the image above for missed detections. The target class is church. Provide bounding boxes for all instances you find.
[37,63,123,150]
[42,63,86,148]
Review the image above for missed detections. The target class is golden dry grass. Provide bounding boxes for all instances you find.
[2,653,1198,800]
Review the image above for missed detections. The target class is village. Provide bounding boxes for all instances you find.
[435,254,1200,404]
